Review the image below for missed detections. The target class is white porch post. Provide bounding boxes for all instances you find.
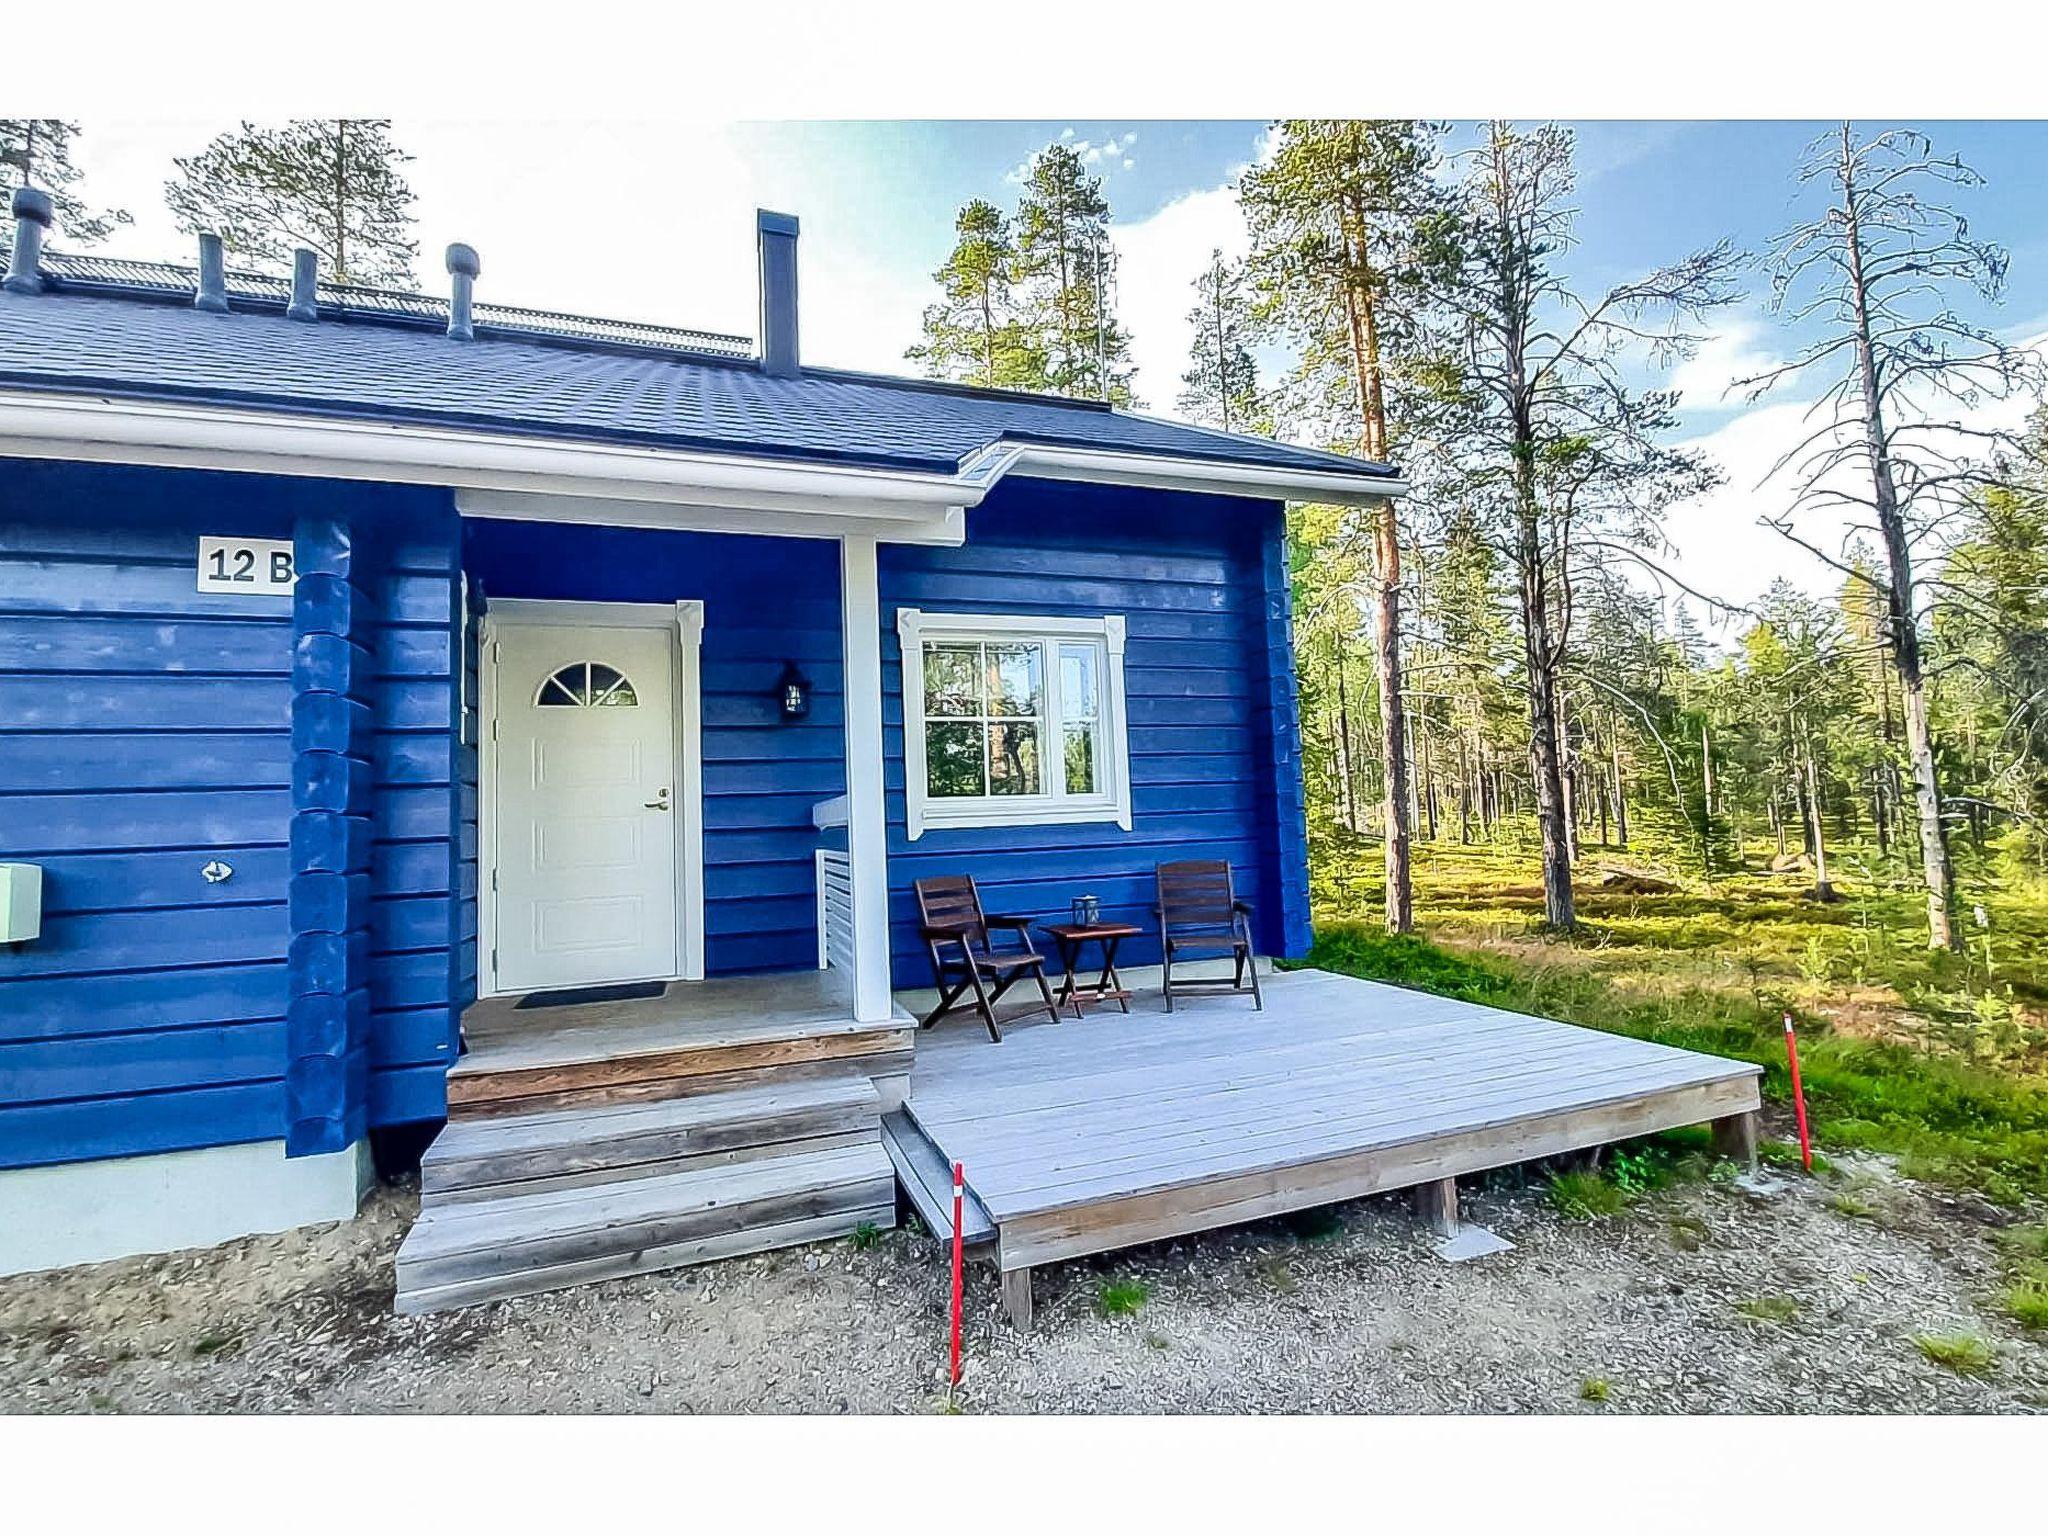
[839,535,894,1022]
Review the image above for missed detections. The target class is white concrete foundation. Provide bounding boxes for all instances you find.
[0,1138,371,1278]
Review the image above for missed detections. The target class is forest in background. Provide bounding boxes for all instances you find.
[908,123,2047,945]
[906,121,2048,1164]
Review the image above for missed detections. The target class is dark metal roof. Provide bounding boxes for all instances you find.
[38,252,757,359]
[0,261,1401,485]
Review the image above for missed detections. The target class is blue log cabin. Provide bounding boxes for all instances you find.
[0,187,1760,1318]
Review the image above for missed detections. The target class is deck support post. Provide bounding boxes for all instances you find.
[1000,1266,1033,1331]
[1414,1176,1459,1237]
[1711,1109,1759,1169]
[839,535,893,1025]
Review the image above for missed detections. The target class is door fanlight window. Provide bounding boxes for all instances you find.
[536,661,639,708]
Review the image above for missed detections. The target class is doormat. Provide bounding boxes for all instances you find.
[514,981,668,1010]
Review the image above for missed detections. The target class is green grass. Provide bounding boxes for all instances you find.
[1579,1376,1611,1403]
[1734,1294,1800,1323]
[1303,832,2048,1205]
[849,1220,882,1251]
[1999,1272,2048,1330]
[1548,1169,1627,1218]
[1914,1332,1997,1376]
[1096,1279,1149,1317]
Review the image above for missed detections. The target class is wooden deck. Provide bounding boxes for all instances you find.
[895,968,1761,1326]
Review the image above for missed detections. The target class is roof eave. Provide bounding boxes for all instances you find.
[964,440,1409,507]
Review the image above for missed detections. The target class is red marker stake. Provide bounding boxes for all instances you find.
[1783,1013,1812,1172]
[949,1160,966,1388]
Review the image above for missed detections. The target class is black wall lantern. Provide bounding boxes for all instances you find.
[775,660,812,721]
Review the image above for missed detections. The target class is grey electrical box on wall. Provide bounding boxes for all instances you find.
[0,864,43,942]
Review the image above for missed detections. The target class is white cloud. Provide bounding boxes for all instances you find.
[1111,182,1250,414]
[1662,336,2046,606]
[1667,317,1783,414]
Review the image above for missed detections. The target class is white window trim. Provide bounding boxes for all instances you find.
[897,608,1132,841]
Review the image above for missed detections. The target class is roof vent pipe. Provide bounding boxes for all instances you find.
[195,233,230,313]
[756,209,800,378]
[285,248,319,322]
[2,186,54,296]
[445,243,480,341]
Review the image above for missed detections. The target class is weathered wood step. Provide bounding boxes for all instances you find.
[882,1109,995,1249]
[394,1141,895,1313]
[447,1017,914,1119]
[422,1073,882,1205]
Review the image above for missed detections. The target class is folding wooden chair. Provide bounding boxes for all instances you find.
[914,875,1061,1043]
[1155,859,1262,1012]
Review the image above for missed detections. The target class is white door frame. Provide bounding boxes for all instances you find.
[479,597,706,997]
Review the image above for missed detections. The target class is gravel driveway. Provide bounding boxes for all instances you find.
[3,1156,2043,1414]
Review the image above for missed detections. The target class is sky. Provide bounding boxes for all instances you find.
[53,117,2048,624]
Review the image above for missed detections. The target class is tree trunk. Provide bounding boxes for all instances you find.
[1837,124,1957,949]
[1516,502,1575,930]
[1805,739,1835,899]
[1610,730,1630,849]
[1334,650,1359,835]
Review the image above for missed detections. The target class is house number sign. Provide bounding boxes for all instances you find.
[197,536,298,595]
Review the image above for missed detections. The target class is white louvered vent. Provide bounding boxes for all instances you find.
[815,847,855,972]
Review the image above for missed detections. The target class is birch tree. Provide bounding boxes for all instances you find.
[1738,124,2039,948]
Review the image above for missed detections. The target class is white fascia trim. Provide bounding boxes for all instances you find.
[962,439,1409,507]
[0,388,1402,524]
[455,488,966,547]
[0,389,972,522]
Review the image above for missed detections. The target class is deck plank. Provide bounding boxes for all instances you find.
[901,969,1762,1245]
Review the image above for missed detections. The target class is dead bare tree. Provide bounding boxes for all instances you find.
[1739,124,2040,949]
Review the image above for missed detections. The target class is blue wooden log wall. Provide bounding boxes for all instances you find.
[0,463,461,1170]
[878,479,1312,979]
[2,461,1307,1175]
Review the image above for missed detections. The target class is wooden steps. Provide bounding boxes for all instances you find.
[423,1074,884,1206]
[883,1109,995,1249]
[397,977,917,1313]
[396,1134,895,1313]
[447,1016,913,1119]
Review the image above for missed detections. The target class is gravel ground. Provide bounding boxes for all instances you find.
[3,1156,2044,1414]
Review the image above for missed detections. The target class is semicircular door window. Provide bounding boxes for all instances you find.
[535,661,639,708]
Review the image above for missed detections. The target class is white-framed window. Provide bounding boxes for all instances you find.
[897,609,1133,840]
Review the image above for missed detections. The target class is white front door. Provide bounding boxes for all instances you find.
[492,621,679,993]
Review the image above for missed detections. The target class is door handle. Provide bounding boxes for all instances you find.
[645,788,671,811]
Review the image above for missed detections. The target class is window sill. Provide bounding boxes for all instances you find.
[909,800,1132,840]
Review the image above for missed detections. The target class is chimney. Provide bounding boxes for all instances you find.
[285,248,319,322]
[195,233,230,313]
[445,243,480,341]
[2,186,54,296]
[756,210,800,378]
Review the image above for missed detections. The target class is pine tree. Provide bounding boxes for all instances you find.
[906,199,1047,390]
[1177,249,1261,432]
[1013,144,1135,404]
[165,120,419,287]
[1416,121,1737,930]
[1241,119,1447,934]
[0,119,130,262]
